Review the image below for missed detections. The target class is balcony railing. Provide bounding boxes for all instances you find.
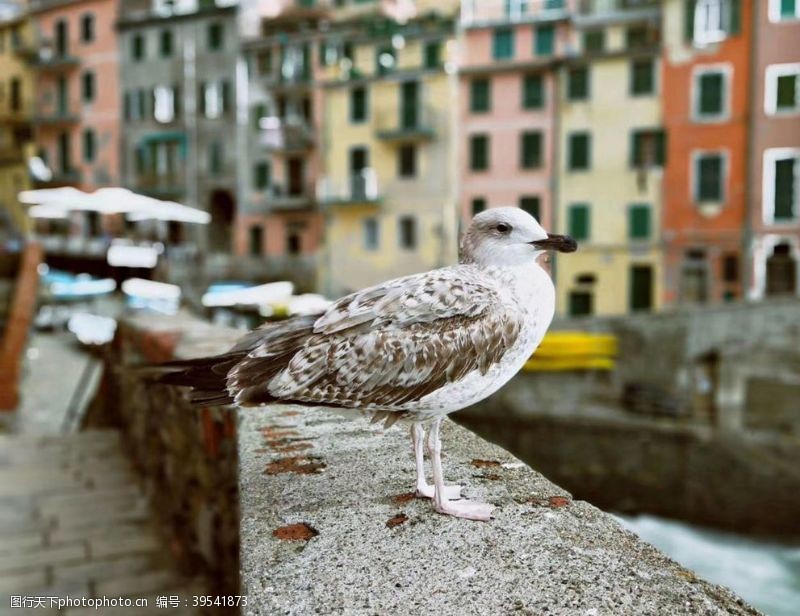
[262,184,316,211]
[461,0,568,26]
[259,116,314,152]
[135,173,186,199]
[318,168,380,206]
[375,105,436,143]
[576,0,660,16]
[33,52,80,72]
[32,111,80,126]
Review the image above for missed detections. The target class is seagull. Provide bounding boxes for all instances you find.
[153,208,577,520]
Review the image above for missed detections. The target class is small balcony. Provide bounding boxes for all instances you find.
[135,173,185,199]
[375,106,436,143]
[318,169,380,206]
[263,184,316,212]
[575,0,660,23]
[32,111,80,126]
[33,52,80,72]
[461,0,568,26]
[259,116,314,153]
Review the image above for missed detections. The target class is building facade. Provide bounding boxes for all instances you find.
[555,0,664,316]
[748,0,800,299]
[661,0,751,305]
[0,0,35,240]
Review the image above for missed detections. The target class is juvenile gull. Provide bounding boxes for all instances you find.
[153,208,577,520]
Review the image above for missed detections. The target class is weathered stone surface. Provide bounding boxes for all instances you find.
[238,406,760,616]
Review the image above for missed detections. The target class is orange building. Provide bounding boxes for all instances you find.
[30,0,120,197]
[661,0,751,305]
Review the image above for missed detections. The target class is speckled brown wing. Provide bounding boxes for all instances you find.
[229,266,523,412]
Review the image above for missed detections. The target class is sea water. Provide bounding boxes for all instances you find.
[617,514,800,616]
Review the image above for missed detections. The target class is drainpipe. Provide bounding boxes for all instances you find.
[742,0,759,301]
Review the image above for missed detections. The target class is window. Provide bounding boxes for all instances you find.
[568,204,590,240]
[286,228,302,255]
[692,0,740,45]
[81,72,95,103]
[80,14,94,44]
[131,34,145,62]
[254,161,270,190]
[763,149,799,222]
[765,64,800,115]
[55,19,68,56]
[694,152,726,202]
[221,80,232,115]
[630,129,666,168]
[160,29,173,57]
[469,134,490,171]
[471,198,486,216]
[567,66,590,101]
[10,77,21,112]
[398,216,417,250]
[583,30,604,53]
[257,49,273,75]
[350,86,368,122]
[629,265,653,312]
[693,67,729,120]
[625,25,651,49]
[208,22,224,51]
[522,74,544,109]
[249,225,263,256]
[569,291,593,317]
[722,253,739,283]
[534,24,555,56]
[519,196,540,220]
[424,41,440,69]
[209,141,222,175]
[363,218,379,250]
[493,28,514,60]
[470,78,491,113]
[376,46,396,75]
[630,59,655,96]
[398,144,417,178]
[520,131,542,169]
[567,132,591,171]
[83,129,96,162]
[769,0,800,21]
[629,204,651,239]
[153,86,176,123]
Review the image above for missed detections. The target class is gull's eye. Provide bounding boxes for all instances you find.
[496,223,512,234]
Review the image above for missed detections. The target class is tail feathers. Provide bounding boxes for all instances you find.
[144,352,246,407]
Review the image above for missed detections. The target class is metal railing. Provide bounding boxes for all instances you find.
[317,168,380,205]
[259,115,314,152]
[461,0,568,26]
[374,104,436,142]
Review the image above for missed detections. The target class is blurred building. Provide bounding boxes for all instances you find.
[555,0,663,316]
[234,0,324,291]
[748,0,800,299]
[314,0,461,297]
[0,0,35,241]
[662,0,751,305]
[117,0,239,258]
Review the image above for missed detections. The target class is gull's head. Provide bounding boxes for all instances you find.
[460,207,577,267]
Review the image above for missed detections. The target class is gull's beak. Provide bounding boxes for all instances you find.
[530,234,578,253]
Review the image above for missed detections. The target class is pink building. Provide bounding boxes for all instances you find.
[459,0,571,230]
[748,0,800,299]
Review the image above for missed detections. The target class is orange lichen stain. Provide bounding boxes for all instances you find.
[391,492,416,505]
[279,411,300,417]
[530,495,572,509]
[471,459,502,468]
[386,513,409,528]
[259,425,300,439]
[269,440,314,453]
[479,473,502,481]
[272,523,318,541]
[264,456,326,475]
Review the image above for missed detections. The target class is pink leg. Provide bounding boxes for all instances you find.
[411,422,462,499]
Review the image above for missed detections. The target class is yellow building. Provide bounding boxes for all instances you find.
[555,4,664,316]
[316,7,460,297]
[0,5,35,240]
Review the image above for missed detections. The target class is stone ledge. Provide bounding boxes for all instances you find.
[238,407,759,615]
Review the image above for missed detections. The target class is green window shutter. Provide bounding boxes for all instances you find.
[776,75,797,110]
[424,41,440,69]
[568,204,590,240]
[629,205,651,239]
[520,131,542,169]
[699,72,724,115]
[568,133,590,171]
[729,0,741,34]
[774,158,796,220]
[470,78,491,113]
[350,87,367,122]
[631,59,654,95]
[160,30,173,57]
[535,25,555,56]
[625,26,648,49]
[470,134,490,171]
[684,0,695,42]
[493,28,514,60]
[656,130,667,166]
[253,103,266,130]
[522,74,544,109]
[471,197,486,216]
[568,66,590,101]
[519,196,540,220]
[781,0,797,19]
[583,30,604,53]
[83,129,95,162]
[697,155,723,201]
[254,162,270,190]
[629,265,653,312]
[569,291,593,317]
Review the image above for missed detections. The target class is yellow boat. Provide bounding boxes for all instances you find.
[524,331,618,372]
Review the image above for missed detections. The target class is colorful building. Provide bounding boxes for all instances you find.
[747,0,800,299]
[458,0,569,235]
[555,0,664,316]
[661,0,751,305]
[0,0,35,240]
[316,1,461,297]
